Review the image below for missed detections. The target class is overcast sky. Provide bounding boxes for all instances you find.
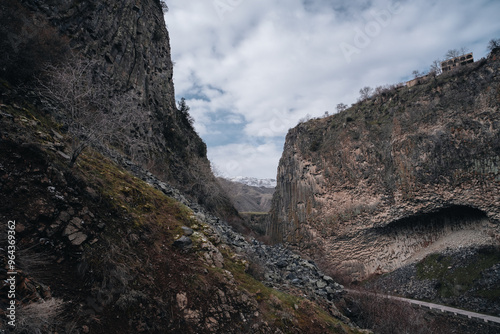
[165,0,500,179]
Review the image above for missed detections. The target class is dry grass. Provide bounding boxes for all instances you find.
[17,298,65,333]
[344,288,452,334]
[77,151,194,229]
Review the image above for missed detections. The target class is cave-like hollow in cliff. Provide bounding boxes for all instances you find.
[356,205,497,278]
[380,205,490,233]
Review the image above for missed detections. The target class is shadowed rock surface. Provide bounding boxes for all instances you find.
[269,50,500,281]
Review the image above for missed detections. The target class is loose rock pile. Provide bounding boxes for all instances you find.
[126,160,345,307]
[367,247,500,317]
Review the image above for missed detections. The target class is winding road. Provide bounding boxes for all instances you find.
[345,289,500,325]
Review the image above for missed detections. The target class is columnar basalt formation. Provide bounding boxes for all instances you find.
[269,51,500,281]
[18,0,232,214]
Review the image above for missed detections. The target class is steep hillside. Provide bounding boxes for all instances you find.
[0,1,365,332]
[269,50,500,281]
[0,84,360,333]
[2,0,235,217]
[217,177,274,213]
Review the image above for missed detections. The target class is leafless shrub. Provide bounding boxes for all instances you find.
[37,56,150,167]
[429,59,442,76]
[412,70,423,78]
[298,114,312,124]
[16,298,65,333]
[488,38,500,52]
[188,155,238,218]
[358,86,373,101]
[347,288,451,334]
[336,103,348,113]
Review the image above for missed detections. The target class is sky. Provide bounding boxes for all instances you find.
[164,0,500,179]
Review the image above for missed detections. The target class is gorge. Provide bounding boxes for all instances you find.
[1,0,500,333]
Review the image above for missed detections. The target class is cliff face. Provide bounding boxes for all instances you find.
[15,0,232,215]
[269,51,500,281]
[0,2,356,332]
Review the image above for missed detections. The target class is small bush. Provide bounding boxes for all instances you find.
[245,258,267,281]
[16,298,65,333]
[346,289,449,334]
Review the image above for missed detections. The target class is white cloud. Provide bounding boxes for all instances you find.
[166,0,500,178]
[208,141,284,179]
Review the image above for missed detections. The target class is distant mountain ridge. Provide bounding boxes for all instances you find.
[218,177,275,213]
[228,176,277,189]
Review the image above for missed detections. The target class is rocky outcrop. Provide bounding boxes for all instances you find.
[15,0,233,215]
[0,118,351,332]
[269,50,500,281]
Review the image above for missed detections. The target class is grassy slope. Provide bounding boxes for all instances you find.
[0,81,361,333]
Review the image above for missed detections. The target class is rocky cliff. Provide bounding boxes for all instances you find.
[269,50,500,281]
[8,0,233,216]
[0,1,364,332]
[0,116,353,332]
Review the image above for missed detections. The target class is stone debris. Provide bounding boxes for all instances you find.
[173,235,193,250]
[132,161,345,306]
[181,226,194,236]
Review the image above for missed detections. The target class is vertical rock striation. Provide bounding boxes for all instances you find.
[269,50,500,280]
[19,0,233,215]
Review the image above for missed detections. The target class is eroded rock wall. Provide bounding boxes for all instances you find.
[18,0,233,215]
[269,51,500,280]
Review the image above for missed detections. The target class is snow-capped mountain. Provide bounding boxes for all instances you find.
[228,176,277,188]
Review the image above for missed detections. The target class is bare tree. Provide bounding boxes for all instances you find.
[412,70,423,78]
[459,46,469,55]
[445,49,460,59]
[210,161,224,178]
[488,38,500,52]
[336,103,348,113]
[429,59,442,76]
[373,86,384,96]
[358,86,373,101]
[38,56,149,167]
[445,47,468,60]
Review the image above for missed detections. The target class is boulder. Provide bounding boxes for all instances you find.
[173,236,193,250]
[68,232,88,246]
[181,226,194,236]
